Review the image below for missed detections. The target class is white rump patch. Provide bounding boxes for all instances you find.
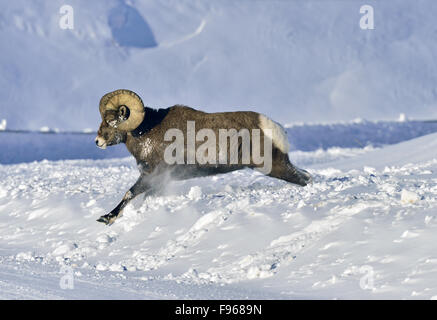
[258,114,290,154]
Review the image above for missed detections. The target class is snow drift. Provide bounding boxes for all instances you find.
[1,0,437,300]
[1,132,437,299]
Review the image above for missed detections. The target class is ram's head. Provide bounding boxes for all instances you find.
[95,89,145,149]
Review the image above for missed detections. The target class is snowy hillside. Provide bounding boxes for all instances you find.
[1,131,437,299]
[1,0,437,131]
[1,0,437,300]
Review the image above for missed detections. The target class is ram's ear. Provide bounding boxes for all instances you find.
[118,105,130,121]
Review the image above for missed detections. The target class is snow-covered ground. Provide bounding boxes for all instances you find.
[1,129,437,299]
[1,0,437,300]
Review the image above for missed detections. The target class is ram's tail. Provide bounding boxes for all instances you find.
[258,114,290,154]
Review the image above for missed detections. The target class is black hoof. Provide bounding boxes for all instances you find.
[96,214,116,226]
[296,168,312,186]
[96,216,109,225]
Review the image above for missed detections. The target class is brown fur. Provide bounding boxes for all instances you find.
[95,105,311,225]
[126,106,263,169]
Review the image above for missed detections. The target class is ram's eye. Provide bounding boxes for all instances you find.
[103,133,109,140]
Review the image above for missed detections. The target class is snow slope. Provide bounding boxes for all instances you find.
[2,0,437,300]
[1,133,437,299]
[1,0,437,131]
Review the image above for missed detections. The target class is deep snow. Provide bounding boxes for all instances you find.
[1,0,437,300]
[1,131,437,299]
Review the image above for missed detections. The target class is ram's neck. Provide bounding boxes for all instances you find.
[125,133,140,158]
[124,107,171,163]
[131,107,170,137]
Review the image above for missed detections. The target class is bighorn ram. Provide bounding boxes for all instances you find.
[95,89,311,225]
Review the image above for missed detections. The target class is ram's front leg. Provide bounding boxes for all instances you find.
[97,175,151,225]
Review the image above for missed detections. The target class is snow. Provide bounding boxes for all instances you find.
[401,190,421,204]
[2,0,437,131]
[1,131,437,299]
[1,0,437,300]
[0,120,6,131]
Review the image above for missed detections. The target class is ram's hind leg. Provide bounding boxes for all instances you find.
[97,175,152,225]
[267,151,312,186]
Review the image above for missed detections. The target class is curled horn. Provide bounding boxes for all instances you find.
[99,89,145,131]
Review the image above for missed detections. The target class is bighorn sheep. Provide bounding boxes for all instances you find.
[95,89,311,225]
